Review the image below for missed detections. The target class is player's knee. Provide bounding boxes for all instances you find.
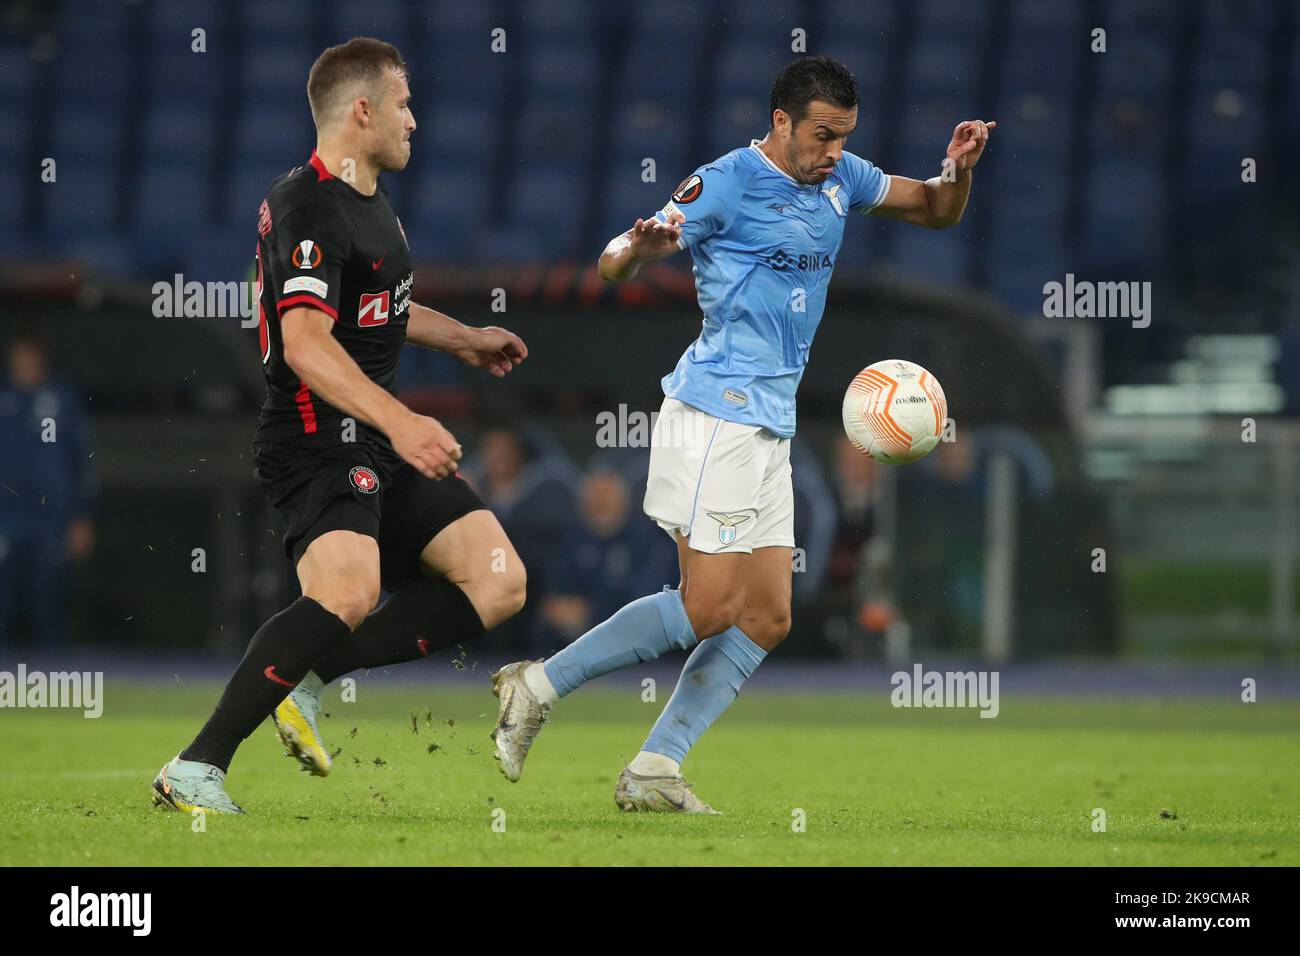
[758,610,793,650]
[313,581,380,631]
[682,590,744,640]
[737,605,791,651]
[473,563,527,630]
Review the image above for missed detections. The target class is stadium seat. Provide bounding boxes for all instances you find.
[331,0,410,42]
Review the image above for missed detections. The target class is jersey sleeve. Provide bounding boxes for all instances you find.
[840,151,891,214]
[652,161,746,250]
[266,201,350,321]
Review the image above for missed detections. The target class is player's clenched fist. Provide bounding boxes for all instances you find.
[946,119,996,172]
[628,210,684,260]
[390,411,463,479]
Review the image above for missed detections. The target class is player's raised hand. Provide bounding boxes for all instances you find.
[455,326,528,378]
[946,119,996,172]
[628,211,684,260]
[390,411,463,479]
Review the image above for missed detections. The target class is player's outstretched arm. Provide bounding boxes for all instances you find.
[282,306,461,479]
[872,119,996,229]
[406,302,527,378]
[597,211,685,282]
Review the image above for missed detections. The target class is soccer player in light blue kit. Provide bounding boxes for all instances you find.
[492,57,994,812]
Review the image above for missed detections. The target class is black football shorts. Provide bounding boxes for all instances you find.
[252,433,487,591]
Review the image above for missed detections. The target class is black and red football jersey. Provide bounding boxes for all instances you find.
[253,150,414,447]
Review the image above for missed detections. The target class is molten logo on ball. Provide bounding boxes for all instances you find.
[842,359,947,465]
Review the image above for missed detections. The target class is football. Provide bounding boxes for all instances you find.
[842,359,948,464]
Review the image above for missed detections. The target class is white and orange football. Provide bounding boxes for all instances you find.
[842,359,948,465]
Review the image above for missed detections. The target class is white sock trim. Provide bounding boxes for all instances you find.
[629,750,680,778]
[523,661,559,706]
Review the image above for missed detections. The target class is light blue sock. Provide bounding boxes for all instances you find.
[543,587,698,698]
[642,625,767,764]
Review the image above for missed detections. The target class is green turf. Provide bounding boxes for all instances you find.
[1,681,1297,865]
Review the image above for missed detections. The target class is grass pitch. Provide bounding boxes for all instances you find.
[1,680,1296,866]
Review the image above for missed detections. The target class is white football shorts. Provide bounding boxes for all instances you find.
[643,397,795,554]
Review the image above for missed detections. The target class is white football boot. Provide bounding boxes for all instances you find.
[489,661,550,782]
[615,767,720,815]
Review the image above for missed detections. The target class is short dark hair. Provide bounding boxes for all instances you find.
[769,56,859,126]
[307,37,407,128]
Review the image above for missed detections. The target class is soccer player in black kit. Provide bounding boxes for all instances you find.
[152,38,529,813]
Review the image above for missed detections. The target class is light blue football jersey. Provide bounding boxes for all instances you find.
[652,140,889,438]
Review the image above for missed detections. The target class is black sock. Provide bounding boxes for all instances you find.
[181,596,350,772]
[311,577,485,684]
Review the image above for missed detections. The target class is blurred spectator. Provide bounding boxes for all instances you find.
[0,325,96,651]
[822,435,894,658]
[897,434,987,652]
[790,439,836,601]
[462,424,579,653]
[540,468,676,646]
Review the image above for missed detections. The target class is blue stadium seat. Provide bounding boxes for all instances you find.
[244,43,316,97]
[136,161,209,236]
[242,0,315,35]
[51,108,121,162]
[43,162,120,235]
[618,36,705,101]
[1286,33,1300,157]
[226,159,295,224]
[424,42,507,102]
[704,99,768,159]
[523,41,600,99]
[331,0,410,41]
[612,100,688,168]
[232,103,314,162]
[1197,0,1278,32]
[148,0,221,41]
[1007,0,1082,32]
[887,221,970,286]
[507,165,585,256]
[410,163,489,259]
[824,0,899,37]
[1101,0,1178,33]
[715,40,787,100]
[597,167,668,246]
[1088,97,1170,163]
[0,98,32,182]
[1079,160,1166,272]
[0,42,35,105]
[1180,87,1266,207]
[904,36,979,99]
[718,0,801,41]
[144,104,217,164]
[819,38,890,113]
[413,103,501,167]
[516,101,597,165]
[998,93,1073,161]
